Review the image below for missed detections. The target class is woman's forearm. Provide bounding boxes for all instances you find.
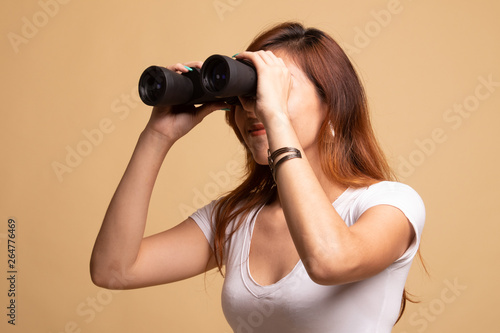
[90,128,175,284]
[266,118,411,286]
[265,117,354,283]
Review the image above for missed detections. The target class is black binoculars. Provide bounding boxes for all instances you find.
[138,55,257,107]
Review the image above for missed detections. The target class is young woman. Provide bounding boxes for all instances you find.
[90,22,425,332]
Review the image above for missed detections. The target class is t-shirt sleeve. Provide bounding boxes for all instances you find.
[189,200,217,249]
[354,181,426,268]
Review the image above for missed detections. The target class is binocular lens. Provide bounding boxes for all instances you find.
[207,61,228,92]
[139,67,167,105]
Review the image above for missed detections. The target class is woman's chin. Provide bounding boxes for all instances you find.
[251,152,269,166]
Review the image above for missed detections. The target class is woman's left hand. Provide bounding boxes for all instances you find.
[235,51,293,127]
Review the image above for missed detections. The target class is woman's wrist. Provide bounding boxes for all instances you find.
[264,114,301,148]
[261,109,291,132]
[140,126,176,156]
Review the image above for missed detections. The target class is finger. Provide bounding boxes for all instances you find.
[183,61,203,69]
[259,50,279,64]
[151,104,173,115]
[235,51,265,68]
[277,56,287,67]
[167,61,203,73]
[266,52,289,72]
[167,63,189,73]
[255,50,287,67]
[236,50,285,70]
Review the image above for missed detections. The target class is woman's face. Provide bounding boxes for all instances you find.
[234,51,327,165]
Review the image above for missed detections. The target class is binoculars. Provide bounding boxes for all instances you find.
[138,55,257,107]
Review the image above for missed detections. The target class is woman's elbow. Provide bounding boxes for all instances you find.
[303,253,363,286]
[89,261,132,290]
[305,264,345,285]
[90,270,109,289]
[89,262,112,289]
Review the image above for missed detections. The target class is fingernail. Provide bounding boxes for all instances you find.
[232,53,239,58]
[184,66,193,71]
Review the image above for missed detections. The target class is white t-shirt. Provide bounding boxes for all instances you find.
[190,181,425,333]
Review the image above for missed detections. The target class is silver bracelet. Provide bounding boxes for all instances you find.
[267,147,302,181]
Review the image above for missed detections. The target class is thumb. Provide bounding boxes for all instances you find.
[193,102,231,122]
[238,96,256,113]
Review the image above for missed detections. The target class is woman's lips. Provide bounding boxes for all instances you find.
[248,123,266,136]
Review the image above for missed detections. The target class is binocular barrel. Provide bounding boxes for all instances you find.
[138,55,257,107]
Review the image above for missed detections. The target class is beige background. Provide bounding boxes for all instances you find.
[1,0,499,332]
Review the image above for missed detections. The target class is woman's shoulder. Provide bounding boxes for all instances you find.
[345,181,423,205]
[359,180,424,205]
[354,180,426,227]
[367,180,421,195]
[189,196,262,226]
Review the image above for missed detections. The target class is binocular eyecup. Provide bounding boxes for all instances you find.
[138,55,256,108]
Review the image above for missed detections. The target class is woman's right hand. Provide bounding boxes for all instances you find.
[144,61,228,143]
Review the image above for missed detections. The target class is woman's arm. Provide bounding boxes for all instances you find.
[236,51,415,285]
[264,116,414,285]
[90,63,226,289]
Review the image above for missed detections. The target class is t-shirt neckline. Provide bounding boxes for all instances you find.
[240,204,304,298]
[240,186,353,298]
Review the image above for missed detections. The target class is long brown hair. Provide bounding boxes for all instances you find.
[211,22,413,322]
